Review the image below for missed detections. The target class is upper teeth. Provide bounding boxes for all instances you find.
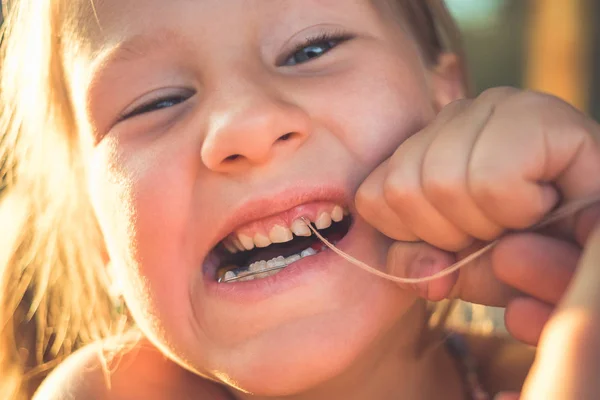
[269,225,294,243]
[223,205,346,253]
[291,219,311,236]
[315,212,332,230]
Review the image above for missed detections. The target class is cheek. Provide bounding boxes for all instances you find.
[87,136,202,340]
[109,133,199,266]
[305,53,434,168]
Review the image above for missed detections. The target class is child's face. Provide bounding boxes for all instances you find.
[82,0,461,395]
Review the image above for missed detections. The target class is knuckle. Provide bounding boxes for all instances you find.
[423,174,461,205]
[476,86,519,105]
[438,231,473,252]
[513,90,563,108]
[469,179,507,206]
[475,224,504,242]
[355,191,385,226]
[497,90,568,119]
[468,175,510,208]
[355,184,378,212]
[383,176,418,209]
[468,166,503,198]
[438,98,470,116]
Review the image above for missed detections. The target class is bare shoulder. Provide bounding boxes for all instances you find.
[34,336,231,400]
[33,340,112,400]
[465,332,536,394]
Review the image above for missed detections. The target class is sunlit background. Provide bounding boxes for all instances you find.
[448,0,598,119]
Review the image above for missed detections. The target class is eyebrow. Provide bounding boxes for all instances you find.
[93,28,187,70]
[85,29,189,127]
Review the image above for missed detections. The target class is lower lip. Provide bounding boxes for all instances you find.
[203,222,357,303]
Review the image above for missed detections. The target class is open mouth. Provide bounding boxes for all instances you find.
[211,206,353,283]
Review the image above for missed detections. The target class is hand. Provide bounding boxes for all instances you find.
[499,222,600,400]
[356,87,600,344]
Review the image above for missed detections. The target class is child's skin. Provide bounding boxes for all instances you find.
[37,0,600,399]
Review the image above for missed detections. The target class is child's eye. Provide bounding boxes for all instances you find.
[281,33,353,67]
[120,94,192,121]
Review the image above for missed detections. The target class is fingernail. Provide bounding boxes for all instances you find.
[407,252,456,301]
[407,256,438,298]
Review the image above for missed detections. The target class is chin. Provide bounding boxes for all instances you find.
[204,276,416,396]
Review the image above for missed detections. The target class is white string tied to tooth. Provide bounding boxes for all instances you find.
[301,193,600,285]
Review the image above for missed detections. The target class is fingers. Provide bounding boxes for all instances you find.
[386,239,519,305]
[574,204,600,246]
[465,93,561,229]
[521,312,600,400]
[505,297,552,346]
[360,88,600,256]
[492,234,579,304]
[452,241,520,306]
[555,222,600,312]
[387,232,580,314]
[383,124,472,250]
[521,224,600,399]
[355,160,419,241]
[470,92,600,238]
[385,241,457,301]
[359,100,477,250]
[421,89,511,241]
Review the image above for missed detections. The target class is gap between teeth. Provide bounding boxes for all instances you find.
[225,205,345,253]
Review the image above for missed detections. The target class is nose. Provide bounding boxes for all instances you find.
[201,80,311,173]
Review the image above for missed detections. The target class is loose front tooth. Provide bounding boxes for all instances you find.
[223,240,238,254]
[291,219,312,237]
[315,212,332,230]
[232,237,246,252]
[238,234,255,251]
[331,206,344,222]
[301,247,317,258]
[286,254,301,264]
[269,225,293,243]
[253,233,271,248]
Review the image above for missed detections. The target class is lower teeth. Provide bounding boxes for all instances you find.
[219,246,322,283]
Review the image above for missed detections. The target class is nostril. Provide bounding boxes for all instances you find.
[277,133,294,142]
[224,154,241,162]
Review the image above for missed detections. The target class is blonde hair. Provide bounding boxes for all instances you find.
[0,1,123,399]
[0,1,466,399]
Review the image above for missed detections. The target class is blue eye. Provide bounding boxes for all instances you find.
[282,33,353,67]
[120,95,191,121]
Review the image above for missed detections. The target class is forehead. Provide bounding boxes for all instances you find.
[86,0,394,50]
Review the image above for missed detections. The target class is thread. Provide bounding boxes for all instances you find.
[301,193,600,285]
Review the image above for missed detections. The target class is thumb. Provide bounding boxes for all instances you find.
[387,240,519,306]
[386,241,457,301]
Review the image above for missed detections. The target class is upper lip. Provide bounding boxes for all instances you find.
[209,185,350,249]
